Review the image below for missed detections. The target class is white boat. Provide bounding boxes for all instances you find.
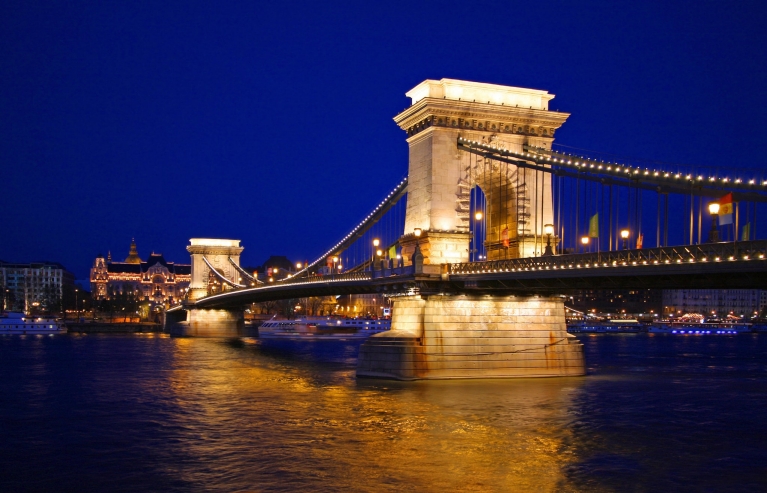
[258,316,390,340]
[0,312,67,335]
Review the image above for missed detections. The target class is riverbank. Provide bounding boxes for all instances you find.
[65,322,162,334]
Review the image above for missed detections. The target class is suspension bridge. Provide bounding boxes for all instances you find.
[167,78,767,380]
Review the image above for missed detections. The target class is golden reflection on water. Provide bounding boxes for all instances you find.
[165,338,585,492]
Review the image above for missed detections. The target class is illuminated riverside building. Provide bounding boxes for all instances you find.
[90,240,191,306]
[662,289,767,318]
[1,260,75,313]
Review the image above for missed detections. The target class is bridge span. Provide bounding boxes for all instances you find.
[169,78,767,381]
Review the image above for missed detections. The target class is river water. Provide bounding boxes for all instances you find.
[1,332,766,492]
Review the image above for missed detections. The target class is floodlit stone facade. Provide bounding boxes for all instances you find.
[186,238,244,301]
[90,240,191,305]
[394,79,569,266]
[357,79,585,380]
[358,294,585,380]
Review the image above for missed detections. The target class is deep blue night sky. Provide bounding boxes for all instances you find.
[2,1,766,280]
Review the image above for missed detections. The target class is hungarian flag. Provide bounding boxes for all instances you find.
[719,193,734,225]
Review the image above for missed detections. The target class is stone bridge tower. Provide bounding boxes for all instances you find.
[186,238,244,301]
[357,79,584,380]
[394,79,569,264]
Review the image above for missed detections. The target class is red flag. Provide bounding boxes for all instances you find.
[719,193,733,225]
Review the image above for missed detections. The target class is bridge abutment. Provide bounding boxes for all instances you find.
[357,294,585,380]
[166,307,244,337]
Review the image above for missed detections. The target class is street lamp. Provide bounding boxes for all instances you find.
[620,229,630,250]
[708,202,720,242]
[543,223,554,256]
[581,236,590,253]
[75,288,79,320]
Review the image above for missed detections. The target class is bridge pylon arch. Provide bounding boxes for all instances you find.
[186,238,245,301]
[394,79,569,265]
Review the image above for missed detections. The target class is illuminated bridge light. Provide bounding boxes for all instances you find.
[702,258,707,262]
[760,254,765,259]
[665,260,670,263]
[653,260,658,264]
[743,256,749,260]
[715,257,720,261]
[689,258,695,262]
[676,259,682,263]
[729,256,735,261]
[632,261,637,265]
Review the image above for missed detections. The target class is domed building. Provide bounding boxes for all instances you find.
[90,239,191,307]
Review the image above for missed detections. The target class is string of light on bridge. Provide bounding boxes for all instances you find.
[457,137,767,191]
[294,177,408,277]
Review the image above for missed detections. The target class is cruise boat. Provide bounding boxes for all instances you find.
[258,317,390,340]
[567,319,645,334]
[648,322,751,335]
[0,312,67,335]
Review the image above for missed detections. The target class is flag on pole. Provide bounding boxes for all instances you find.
[388,245,397,259]
[502,228,509,247]
[742,222,751,241]
[589,213,599,238]
[719,193,734,225]
[636,233,643,249]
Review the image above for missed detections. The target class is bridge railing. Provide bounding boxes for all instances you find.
[371,263,415,278]
[449,240,767,275]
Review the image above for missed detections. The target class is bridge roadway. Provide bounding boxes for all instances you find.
[186,240,767,309]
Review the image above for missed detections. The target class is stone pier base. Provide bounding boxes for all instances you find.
[168,308,244,337]
[357,294,585,380]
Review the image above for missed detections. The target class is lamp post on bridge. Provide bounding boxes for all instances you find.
[620,229,630,250]
[543,224,555,257]
[708,202,720,242]
[580,236,590,254]
[372,238,380,272]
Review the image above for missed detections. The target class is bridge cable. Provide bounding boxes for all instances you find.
[202,256,246,289]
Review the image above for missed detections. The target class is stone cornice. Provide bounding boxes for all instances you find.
[394,97,569,139]
[187,246,244,256]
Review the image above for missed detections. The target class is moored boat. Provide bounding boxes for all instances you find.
[567,319,645,334]
[648,322,751,335]
[258,316,390,340]
[0,312,67,335]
